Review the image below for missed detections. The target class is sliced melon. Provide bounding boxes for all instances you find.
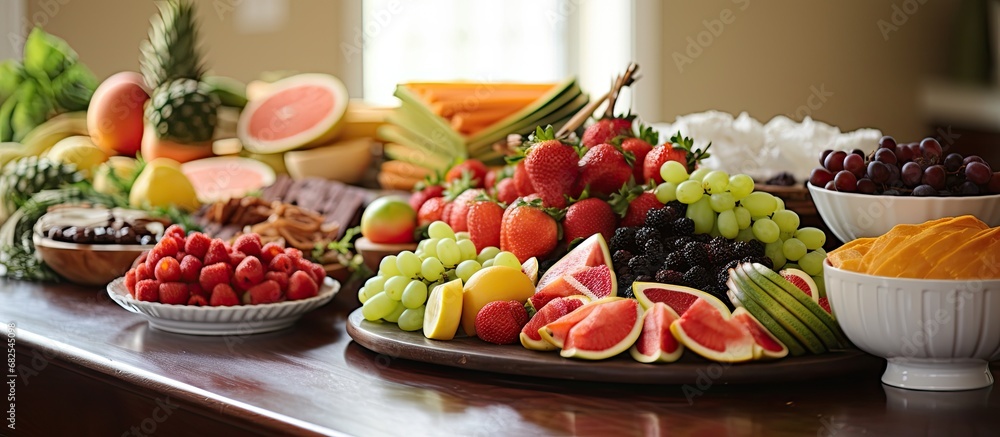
[180,156,276,203]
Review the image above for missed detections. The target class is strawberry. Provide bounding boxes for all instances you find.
[562,198,617,244]
[621,124,658,183]
[125,269,138,296]
[475,300,529,344]
[199,262,232,293]
[417,196,448,226]
[441,201,456,226]
[484,168,500,190]
[183,232,211,260]
[500,199,559,262]
[187,294,208,306]
[234,256,265,290]
[248,280,282,304]
[576,143,633,197]
[135,279,160,302]
[158,282,190,305]
[288,271,319,301]
[210,283,240,307]
[154,257,182,283]
[581,117,634,148]
[163,224,186,240]
[265,271,289,291]
[612,186,664,227]
[524,127,579,208]
[260,242,284,265]
[448,188,484,232]
[203,239,229,266]
[233,233,263,257]
[409,184,445,212]
[268,253,294,275]
[495,178,518,204]
[466,200,504,251]
[643,132,712,184]
[512,161,535,197]
[445,159,489,188]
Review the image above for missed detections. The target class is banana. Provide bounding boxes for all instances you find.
[0,143,22,168]
[17,111,89,158]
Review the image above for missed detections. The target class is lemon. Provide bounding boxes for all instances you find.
[93,156,140,195]
[129,157,201,211]
[460,266,536,337]
[44,136,108,178]
[423,279,464,340]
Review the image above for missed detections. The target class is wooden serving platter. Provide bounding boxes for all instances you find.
[346,309,883,385]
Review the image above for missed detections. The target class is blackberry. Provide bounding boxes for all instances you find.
[694,233,711,243]
[682,242,710,267]
[716,266,733,287]
[621,285,635,299]
[665,200,687,216]
[628,255,654,276]
[755,256,774,270]
[644,240,665,260]
[707,244,734,265]
[662,251,688,271]
[671,217,695,236]
[655,269,685,284]
[610,227,638,252]
[682,265,711,289]
[539,258,558,277]
[635,274,654,283]
[635,226,662,247]
[746,240,766,257]
[644,208,673,232]
[617,273,636,289]
[612,249,634,268]
[732,241,754,260]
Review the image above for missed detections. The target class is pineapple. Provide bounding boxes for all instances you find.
[140,0,218,144]
[0,156,83,222]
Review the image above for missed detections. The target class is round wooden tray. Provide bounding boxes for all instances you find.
[346,309,883,385]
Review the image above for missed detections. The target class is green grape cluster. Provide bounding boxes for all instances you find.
[357,221,521,331]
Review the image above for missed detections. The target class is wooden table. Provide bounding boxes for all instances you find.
[2,279,998,436]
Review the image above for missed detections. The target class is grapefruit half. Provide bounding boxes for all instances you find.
[237,73,349,154]
[632,282,730,315]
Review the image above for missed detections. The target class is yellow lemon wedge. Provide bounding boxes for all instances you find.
[423,279,464,340]
[129,157,201,211]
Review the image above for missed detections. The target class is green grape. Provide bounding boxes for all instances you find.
[422,238,440,258]
[456,259,482,283]
[428,221,456,239]
[728,174,755,200]
[362,291,395,321]
[779,231,794,242]
[402,281,428,309]
[798,251,825,276]
[455,231,471,240]
[733,206,752,229]
[444,269,457,281]
[784,263,801,271]
[493,251,521,270]
[379,255,400,277]
[709,222,722,237]
[482,259,495,268]
[736,227,755,242]
[655,182,679,203]
[384,276,409,300]
[689,167,711,182]
[421,257,445,282]
[702,170,730,194]
[397,306,425,331]
[764,240,787,269]
[676,180,705,204]
[741,192,778,217]
[774,197,785,211]
[771,210,800,234]
[685,197,716,235]
[813,248,827,258]
[660,160,689,184]
[752,218,780,243]
[358,287,370,304]
[364,276,387,294]
[709,192,736,213]
[717,209,739,239]
[476,246,500,264]
[416,239,427,254]
[396,251,422,278]
[384,302,406,323]
[794,227,827,250]
[437,238,461,267]
[457,239,477,261]
[782,238,807,261]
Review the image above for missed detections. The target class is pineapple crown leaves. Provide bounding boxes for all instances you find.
[141,0,206,89]
[669,131,712,173]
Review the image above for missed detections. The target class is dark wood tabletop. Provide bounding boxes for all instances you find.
[2,278,998,437]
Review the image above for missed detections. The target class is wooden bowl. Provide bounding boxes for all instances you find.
[354,237,417,272]
[32,235,148,287]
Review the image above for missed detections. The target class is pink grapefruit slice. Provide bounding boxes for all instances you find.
[633,282,730,316]
[520,296,587,351]
[629,302,684,363]
[669,298,754,363]
[238,73,349,154]
[538,297,618,349]
[561,298,643,360]
[732,307,788,360]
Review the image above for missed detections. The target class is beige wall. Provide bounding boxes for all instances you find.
[28,0,958,138]
[659,0,960,138]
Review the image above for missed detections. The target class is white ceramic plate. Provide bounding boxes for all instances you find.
[107,276,340,336]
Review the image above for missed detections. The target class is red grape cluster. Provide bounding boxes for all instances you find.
[809,136,1000,196]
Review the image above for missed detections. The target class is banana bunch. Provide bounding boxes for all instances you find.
[0,27,97,143]
[0,112,88,168]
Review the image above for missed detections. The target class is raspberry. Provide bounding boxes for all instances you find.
[474,300,529,345]
[260,242,284,264]
[229,251,247,269]
[284,247,303,260]
[132,252,148,269]
[199,262,232,293]
[188,282,206,298]
[125,269,138,296]
[203,239,229,266]
[135,263,153,281]
[234,256,265,290]
[179,255,203,283]
[233,234,263,257]
[268,253,293,275]
[145,249,164,272]
[154,236,179,257]
[247,280,282,304]
[158,282,189,304]
[209,283,240,307]
[265,271,289,292]
[187,294,208,306]
[184,232,211,259]
[135,280,159,302]
[163,224,186,240]
[310,263,326,285]
[287,271,319,300]
[294,258,318,279]
[154,257,182,282]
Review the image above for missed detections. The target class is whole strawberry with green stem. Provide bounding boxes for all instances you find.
[611,184,664,227]
[621,123,658,183]
[500,198,561,263]
[582,114,634,148]
[521,126,580,209]
[562,195,617,244]
[643,131,711,184]
[576,143,633,198]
